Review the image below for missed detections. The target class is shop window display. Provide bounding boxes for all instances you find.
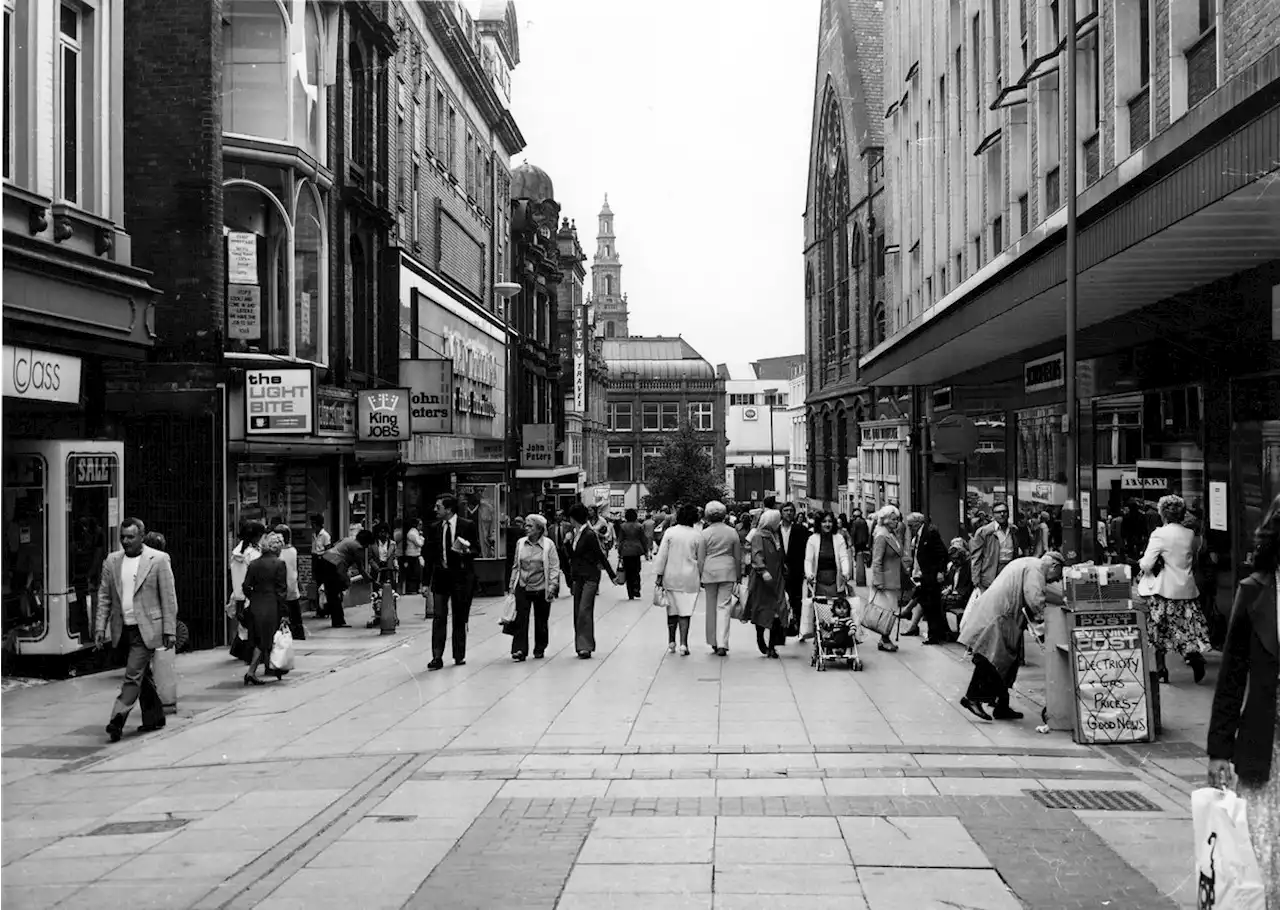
[964,413,1007,531]
[1015,404,1067,549]
[3,456,46,635]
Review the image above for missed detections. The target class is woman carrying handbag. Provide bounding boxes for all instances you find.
[746,509,788,658]
[506,515,561,662]
[864,506,903,653]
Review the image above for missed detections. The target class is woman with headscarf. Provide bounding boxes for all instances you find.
[746,509,788,658]
[1139,493,1208,684]
[241,531,288,685]
[508,514,562,661]
[802,511,852,641]
[701,501,743,656]
[617,509,648,600]
[655,503,707,656]
[867,506,903,653]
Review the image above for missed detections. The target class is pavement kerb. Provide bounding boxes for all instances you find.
[62,600,501,776]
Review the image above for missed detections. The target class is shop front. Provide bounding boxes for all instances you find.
[851,418,911,518]
[396,255,510,592]
[228,368,351,606]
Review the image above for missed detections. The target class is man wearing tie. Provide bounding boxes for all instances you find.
[426,494,480,670]
[779,502,810,634]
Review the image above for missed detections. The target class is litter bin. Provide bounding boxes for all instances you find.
[1046,564,1158,745]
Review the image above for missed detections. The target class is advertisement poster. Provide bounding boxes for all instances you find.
[399,359,454,434]
[245,368,314,435]
[1071,610,1150,744]
[455,483,499,558]
[227,285,261,340]
[357,389,411,442]
[1209,481,1228,532]
[227,232,258,284]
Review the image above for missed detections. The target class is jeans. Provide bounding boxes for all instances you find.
[572,578,599,654]
[511,587,550,656]
[622,555,642,598]
[316,559,349,627]
[432,578,473,662]
[703,582,736,649]
[109,625,164,729]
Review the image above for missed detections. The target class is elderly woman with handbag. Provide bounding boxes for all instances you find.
[746,509,788,659]
[700,501,743,656]
[507,515,562,662]
[865,506,903,653]
[241,531,288,686]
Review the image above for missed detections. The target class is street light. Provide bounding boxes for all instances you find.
[763,387,779,500]
[494,281,522,587]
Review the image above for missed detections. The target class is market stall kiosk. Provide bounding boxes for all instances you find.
[1044,563,1158,744]
[4,441,123,658]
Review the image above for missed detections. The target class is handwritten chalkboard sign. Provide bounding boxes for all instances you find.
[1070,608,1154,744]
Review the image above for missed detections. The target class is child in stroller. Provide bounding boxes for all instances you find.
[821,598,858,651]
[812,595,863,671]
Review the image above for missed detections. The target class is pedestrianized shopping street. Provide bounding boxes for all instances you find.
[2,561,1211,910]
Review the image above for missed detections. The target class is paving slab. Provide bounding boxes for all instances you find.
[839,816,990,868]
[857,867,1022,910]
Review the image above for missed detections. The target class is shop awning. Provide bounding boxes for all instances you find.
[514,466,582,480]
[858,93,1280,387]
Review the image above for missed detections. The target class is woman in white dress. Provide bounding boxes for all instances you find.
[655,503,707,656]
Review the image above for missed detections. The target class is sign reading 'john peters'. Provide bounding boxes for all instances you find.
[245,368,314,435]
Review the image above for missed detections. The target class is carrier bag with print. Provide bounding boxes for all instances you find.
[1191,787,1265,910]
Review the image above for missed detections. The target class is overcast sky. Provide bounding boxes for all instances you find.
[500,0,816,367]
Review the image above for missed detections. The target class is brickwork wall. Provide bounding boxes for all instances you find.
[122,0,224,361]
[1224,0,1280,80]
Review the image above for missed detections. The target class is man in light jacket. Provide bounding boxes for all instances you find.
[969,501,1021,591]
[95,518,178,742]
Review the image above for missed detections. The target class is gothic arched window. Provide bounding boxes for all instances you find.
[605,321,615,338]
[871,302,887,348]
[604,275,613,296]
[836,409,849,485]
[815,83,849,368]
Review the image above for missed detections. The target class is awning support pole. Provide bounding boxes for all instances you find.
[1063,0,1081,562]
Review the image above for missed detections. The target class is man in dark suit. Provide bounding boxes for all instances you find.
[779,502,810,631]
[425,494,480,670]
[904,511,952,644]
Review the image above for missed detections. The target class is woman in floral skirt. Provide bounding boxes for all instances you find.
[1138,494,1208,683]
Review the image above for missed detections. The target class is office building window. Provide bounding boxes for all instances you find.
[688,401,714,431]
[3,0,14,181]
[642,402,660,431]
[58,3,83,204]
[661,403,680,430]
[608,402,633,431]
[607,446,632,482]
[729,393,757,407]
[642,446,664,481]
[434,90,445,159]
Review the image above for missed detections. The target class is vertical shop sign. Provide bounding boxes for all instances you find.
[227,232,258,284]
[227,285,261,340]
[573,304,587,413]
[298,291,311,349]
[245,368,314,435]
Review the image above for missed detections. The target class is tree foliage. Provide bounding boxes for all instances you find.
[641,422,726,511]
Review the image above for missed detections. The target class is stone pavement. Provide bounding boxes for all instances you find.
[1,561,1208,909]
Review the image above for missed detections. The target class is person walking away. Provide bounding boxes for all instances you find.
[366,523,399,629]
[617,509,648,599]
[746,509,788,658]
[779,503,810,639]
[701,501,742,656]
[901,513,950,644]
[241,532,288,685]
[95,518,177,741]
[850,509,872,586]
[1207,493,1280,890]
[309,513,332,617]
[642,513,657,560]
[566,504,620,658]
[425,495,479,670]
[958,551,1064,721]
[317,529,374,629]
[866,506,906,653]
[508,515,561,661]
[653,511,670,553]
[1139,494,1209,684]
[401,518,425,596]
[275,524,305,641]
[228,521,264,661]
[804,511,852,641]
[589,505,615,554]
[655,504,707,656]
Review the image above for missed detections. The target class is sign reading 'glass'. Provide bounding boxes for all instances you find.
[245,368,314,435]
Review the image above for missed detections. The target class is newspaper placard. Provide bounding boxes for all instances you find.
[1070,610,1151,744]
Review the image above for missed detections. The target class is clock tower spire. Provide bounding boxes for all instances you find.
[592,194,627,338]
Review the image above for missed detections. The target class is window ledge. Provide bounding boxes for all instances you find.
[1184,25,1217,55]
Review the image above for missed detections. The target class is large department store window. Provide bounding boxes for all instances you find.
[1094,387,1205,559]
[1015,405,1068,548]
[965,413,1008,529]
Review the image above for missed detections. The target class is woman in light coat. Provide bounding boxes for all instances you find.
[655,503,707,656]
[228,520,265,663]
[867,506,903,653]
[508,514,562,661]
[746,509,788,658]
[700,501,743,656]
[241,531,288,685]
[1139,494,1208,684]
[803,511,852,641]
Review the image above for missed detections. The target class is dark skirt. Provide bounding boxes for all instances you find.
[246,595,282,656]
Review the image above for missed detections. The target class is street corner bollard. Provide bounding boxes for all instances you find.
[379,580,399,635]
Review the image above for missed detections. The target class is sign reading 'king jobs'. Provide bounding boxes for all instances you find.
[245,368,314,435]
[357,389,411,442]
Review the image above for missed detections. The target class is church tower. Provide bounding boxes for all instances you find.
[592,194,628,338]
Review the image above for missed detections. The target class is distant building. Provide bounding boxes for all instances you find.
[716,357,804,505]
[786,362,809,505]
[591,196,629,338]
[602,337,726,513]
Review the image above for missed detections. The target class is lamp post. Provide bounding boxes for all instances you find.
[763,387,779,501]
[1063,0,1081,563]
[495,281,521,582]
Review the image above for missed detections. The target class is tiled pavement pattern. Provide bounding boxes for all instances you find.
[2,564,1203,909]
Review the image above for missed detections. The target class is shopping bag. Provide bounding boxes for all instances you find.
[152,646,178,715]
[800,592,816,640]
[728,584,748,622]
[498,592,518,626]
[1192,787,1265,909]
[859,590,897,637]
[269,623,295,674]
[653,587,669,609]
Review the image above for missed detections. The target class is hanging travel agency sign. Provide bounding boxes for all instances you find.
[573,304,587,413]
[245,367,314,435]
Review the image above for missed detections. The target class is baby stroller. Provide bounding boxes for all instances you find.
[810,593,863,672]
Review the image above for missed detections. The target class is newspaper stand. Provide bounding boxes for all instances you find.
[1045,564,1157,745]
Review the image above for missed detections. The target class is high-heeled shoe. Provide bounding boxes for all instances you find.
[1156,667,1170,684]
[1187,653,1206,684]
[243,673,264,686]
